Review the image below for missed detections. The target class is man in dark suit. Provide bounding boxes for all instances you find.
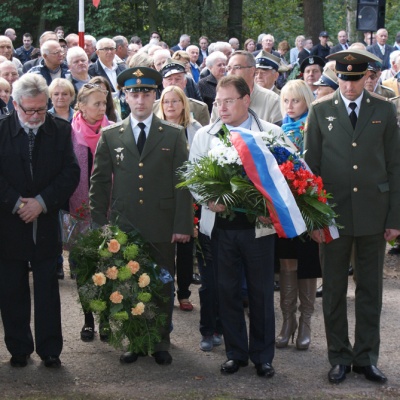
[330,30,350,54]
[197,36,209,68]
[170,34,190,52]
[88,37,126,92]
[367,28,393,70]
[310,31,330,62]
[0,74,80,368]
[304,49,400,385]
[90,67,192,365]
[298,38,313,65]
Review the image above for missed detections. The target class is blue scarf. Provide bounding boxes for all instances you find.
[281,111,308,153]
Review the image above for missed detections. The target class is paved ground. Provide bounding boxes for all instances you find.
[1,249,400,399]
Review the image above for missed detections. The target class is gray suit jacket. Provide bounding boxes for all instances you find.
[366,43,394,70]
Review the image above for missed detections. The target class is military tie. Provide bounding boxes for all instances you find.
[349,102,357,130]
[137,122,146,155]
[28,129,35,162]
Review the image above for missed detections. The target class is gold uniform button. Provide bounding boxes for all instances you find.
[139,199,144,204]
[352,142,357,147]
[139,187,144,191]
[139,175,143,179]
[353,165,358,170]
[353,187,358,192]
[139,162,143,167]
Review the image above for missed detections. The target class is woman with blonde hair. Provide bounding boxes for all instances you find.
[275,79,321,351]
[48,78,75,122]
[157,85,202,311]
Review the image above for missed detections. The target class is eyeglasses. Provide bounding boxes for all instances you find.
[98,47,116,52]
[213,97,244,108]
[48,50,65,56]
[162,99,182,106]
[18,104,48,115]
[83,83,109,95]
[225,65,254,72]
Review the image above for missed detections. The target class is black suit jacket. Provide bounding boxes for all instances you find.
[197,50,208,66]
[0,112,80,260]
[297,49,311,65]
[88,60,127,91]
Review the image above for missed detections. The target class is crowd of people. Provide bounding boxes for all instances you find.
[0,24,400,387]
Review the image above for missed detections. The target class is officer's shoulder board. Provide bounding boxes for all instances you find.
[101,121,124,133]
[160,119,182,130]
[311,91,335,105]
[369,91,390,102]
[189,98,207,107]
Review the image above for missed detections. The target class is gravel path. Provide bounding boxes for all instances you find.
[1,248,400,399]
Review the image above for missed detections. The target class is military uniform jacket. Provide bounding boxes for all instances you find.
[304,89,400,236]
[89,114,193,242]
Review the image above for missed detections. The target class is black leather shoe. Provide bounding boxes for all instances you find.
[316,284,323,298]
[353,365,387,383]
[255,363,275,378]
[42,356,61,368]
[192,273,201,285]
[10,354,30,368]
[119,352,139,364]
[328,364,351,384]
[153,351,172,365]
[80,324,94,342]
[220,359,248,374]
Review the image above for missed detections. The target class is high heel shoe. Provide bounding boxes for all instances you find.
[276,270,298,348]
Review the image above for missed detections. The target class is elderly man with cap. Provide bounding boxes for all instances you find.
[90,67,193,366]
[304,49,400,385]
[365,61,396,99]
[300,55,325,95]
[310,31,331,63]
[254,50,282,95]
[313,67,339,99]
[153,58,210,126]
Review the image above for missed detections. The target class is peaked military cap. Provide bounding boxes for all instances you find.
[326,49,382,81]
[300,55,325,73]
[117,67,162,92]
[255,50,281,71]
[160,58,186,78]
[313,67,339,90]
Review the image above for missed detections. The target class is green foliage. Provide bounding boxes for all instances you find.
[2,0,400,49]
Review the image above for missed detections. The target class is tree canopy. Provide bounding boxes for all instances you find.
[1,0,399,48]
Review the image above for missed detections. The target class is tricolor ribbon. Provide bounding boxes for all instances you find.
[230,127,306,238]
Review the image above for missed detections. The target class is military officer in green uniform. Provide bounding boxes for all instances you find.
[90,67,193,365]
[304,49,400,385]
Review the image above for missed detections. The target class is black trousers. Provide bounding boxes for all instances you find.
[216,229,275,365]
[0,257,62,358]
[176,239,193,300]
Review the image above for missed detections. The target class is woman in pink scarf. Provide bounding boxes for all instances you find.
[69,82,111,342]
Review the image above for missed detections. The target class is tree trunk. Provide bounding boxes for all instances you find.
[228,0,242,42]
[303,0,324,44]
[148,0,157,33]
[346,0,359,43]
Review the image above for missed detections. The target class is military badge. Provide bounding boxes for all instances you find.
[114,147,124,164]
[325,116,336,122]
[133,69,144,77]
[328,123,333,131]
[347,65,353,72]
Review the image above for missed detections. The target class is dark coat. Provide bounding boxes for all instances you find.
[0,111,80,260]
[88,60,126,91]
[198,73,218,114]
[27,59,69,86]
[310,44,330,62]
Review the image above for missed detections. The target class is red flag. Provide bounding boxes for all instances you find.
[93,0,100,7]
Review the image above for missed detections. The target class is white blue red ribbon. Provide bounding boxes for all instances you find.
[230,128,306,238]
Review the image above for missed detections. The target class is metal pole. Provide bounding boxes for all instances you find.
[78,0,85,48]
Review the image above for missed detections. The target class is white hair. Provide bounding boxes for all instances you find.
[66,46,88,65]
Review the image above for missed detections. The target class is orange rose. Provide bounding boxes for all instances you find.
[138,273,150,288]
[108,239,121,253]
[105,266,118,280]
[92,272,106,286]
[127,260,140,275]
[109,290,124,304]
[131,302,145,315]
